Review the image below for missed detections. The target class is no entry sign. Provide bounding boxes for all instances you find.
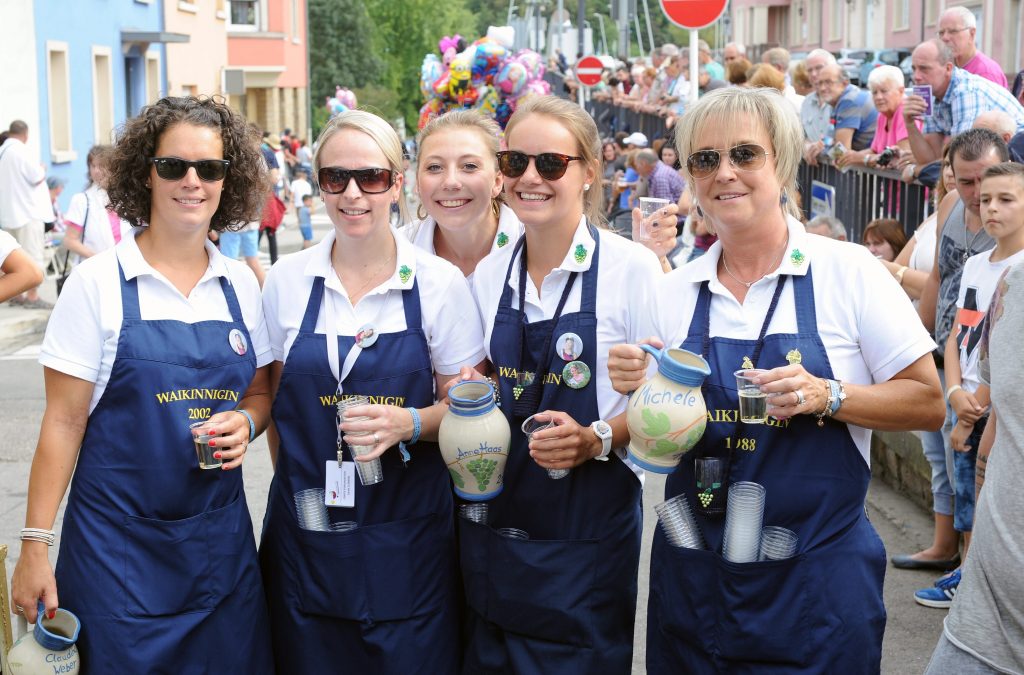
[659,0,728,30]
[575,56,604,87]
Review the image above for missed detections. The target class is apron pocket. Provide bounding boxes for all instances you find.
[123,505,221,617]
[655,538,718,655]
[294,525,365,621]
[485,529,599,648]
[203,493,256,604]
[458,517,491,618]
[716,554,810,666]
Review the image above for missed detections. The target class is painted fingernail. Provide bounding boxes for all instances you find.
[209,439,217,447]
[213,452,222,459]
[48,610,56,619]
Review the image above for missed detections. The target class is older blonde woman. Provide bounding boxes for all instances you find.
[837,65,920,169]
[608,87,944,673]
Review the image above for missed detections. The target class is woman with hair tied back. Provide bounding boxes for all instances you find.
[258,109,487,672]
[608,87,945,673]
[61,145,134,264]
[457,95,665,672]
[10,96,275,673]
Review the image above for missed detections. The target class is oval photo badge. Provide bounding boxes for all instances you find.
[229,328,248,356]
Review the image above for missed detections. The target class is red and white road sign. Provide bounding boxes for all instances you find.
[659,0,728,30]
[575,56,604,87]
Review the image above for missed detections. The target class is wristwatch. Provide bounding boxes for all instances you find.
[591,420,613,461]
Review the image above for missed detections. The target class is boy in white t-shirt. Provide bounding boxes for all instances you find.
[917,162,1024,609]
[289,169,312,217]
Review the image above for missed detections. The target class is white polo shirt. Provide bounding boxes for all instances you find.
[0,138,51,230]
[64,185,134,262]
[401,204,523,283]
[473,216,663,433]
[0,229,19,265]
[262,226,486,376]
[642,215,937,464]
[40,229,272,413]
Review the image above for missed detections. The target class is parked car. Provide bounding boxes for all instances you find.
[859,49,914,86]
[900,54,915,85]
[834,49,874,85]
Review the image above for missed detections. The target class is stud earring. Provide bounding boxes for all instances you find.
[583,183,591,191]
[780,189,789,206]
[695,204,704,218]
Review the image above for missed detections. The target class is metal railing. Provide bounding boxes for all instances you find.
[582,99,932,241]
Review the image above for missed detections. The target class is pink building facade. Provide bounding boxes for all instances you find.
[226,0,309,138]
[730,0,1023,81]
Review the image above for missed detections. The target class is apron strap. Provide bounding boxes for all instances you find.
[578,222,601,314]
[300,277,326,333]
[791,266,817,335]
[401,278,423,328]
[117,259,142,321]
[218,276,245,324]
[497,236,527,309]
[692,275,788,367]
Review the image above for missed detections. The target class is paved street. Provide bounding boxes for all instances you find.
[1,213,947,672]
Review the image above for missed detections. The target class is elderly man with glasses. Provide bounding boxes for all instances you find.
[937,6,1007,88]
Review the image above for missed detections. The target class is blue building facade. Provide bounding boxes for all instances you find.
[33,0,174,209]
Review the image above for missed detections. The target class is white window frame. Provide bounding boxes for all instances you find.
[227,0,261,31]
[808,0,820,43]
[91,46,115,145]
[177,1,198,13]
[829,0,843,42]
[924,0,940,26]
[46,41,75,163]
[892,0,911,32]
[145,51,162,105]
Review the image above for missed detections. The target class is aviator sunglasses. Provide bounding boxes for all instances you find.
[496,151,583,181]
[686,144,773,180]
[317,167,395,194]
[150,157,230,182]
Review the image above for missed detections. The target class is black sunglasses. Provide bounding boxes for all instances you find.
[686,144,773,180]
[317,167,395,195]
[496,151,584,181]
[150,157,230,182]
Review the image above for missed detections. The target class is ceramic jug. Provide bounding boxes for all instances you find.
[8,603,81,674]
[626,346,710,474]
[439,381,511,501]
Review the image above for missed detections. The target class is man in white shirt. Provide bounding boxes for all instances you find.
[0,120,53,308]
[800,50,839,166]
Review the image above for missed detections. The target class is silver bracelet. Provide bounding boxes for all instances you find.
[21,527,56,546]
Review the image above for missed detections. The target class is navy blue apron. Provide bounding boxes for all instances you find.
[259,276,458,674]
[646,267,887,674]
[55,260,272,674]
[460,226,642,674]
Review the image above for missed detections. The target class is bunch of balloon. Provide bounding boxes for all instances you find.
[324,86,358,119]
[418,26,552,130]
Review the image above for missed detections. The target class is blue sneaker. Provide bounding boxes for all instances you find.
[914,569,961,608]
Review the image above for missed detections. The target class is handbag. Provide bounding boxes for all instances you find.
[260,192,286,233]
[56,200,88,296]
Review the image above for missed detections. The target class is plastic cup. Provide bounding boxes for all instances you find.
[734,369,769,424]
[459,503,490,525]
[329,521,358,532]
[522,414,569,480]
[294,488,329,531]
[498,527,530,540]
[722,481,766,562]
[638,197,670,242]
[759,526,798,560]
[655,494,706,549]
[695,457,727,516]
[338,395,383,486]
[189,421,222,470]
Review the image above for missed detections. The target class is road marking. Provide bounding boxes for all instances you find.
[0,344,41,361]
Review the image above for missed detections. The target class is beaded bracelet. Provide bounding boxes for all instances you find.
[21,528,56,546]
[234,409,256,442]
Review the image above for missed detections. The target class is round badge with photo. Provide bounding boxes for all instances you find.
[229,328,248,356]
[562,360,591,389]
[355,323,379,349]
[556,332,583,362]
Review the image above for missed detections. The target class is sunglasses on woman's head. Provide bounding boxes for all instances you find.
[150,157,230,182]
[496,151,584,181]
[685,144,772,180]
[317,167,395,194]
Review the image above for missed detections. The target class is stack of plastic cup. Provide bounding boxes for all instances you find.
[497,527,530,540]
[330,521,358,532]
[294,488,329,531]
[522,414,569,480]
[337,395,384,486]
[722,481,766,562]
[759,526,798,560]
[459,503,489,525]
[654,494,706,549]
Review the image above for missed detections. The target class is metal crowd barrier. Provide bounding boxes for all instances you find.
[582,99,933,242]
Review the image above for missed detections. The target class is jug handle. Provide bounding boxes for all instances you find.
[638,344,662,361]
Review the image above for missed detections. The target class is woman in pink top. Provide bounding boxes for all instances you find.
[837,66,920,170]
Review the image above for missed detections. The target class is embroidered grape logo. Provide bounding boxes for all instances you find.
[698,489,714,509]
[466,457,497,491]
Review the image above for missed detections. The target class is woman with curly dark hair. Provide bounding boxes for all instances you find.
[10,96,275,673]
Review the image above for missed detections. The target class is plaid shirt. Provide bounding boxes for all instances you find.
[646,160,685,204]
[925,68,1024,136]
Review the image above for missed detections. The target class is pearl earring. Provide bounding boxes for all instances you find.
[583,183,591,191]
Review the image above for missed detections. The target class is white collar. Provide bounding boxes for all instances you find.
[675,214,811,285]
[116,228,229,282]
[551,215,597,273]
[414,203,522,256]
[304,227,419,299]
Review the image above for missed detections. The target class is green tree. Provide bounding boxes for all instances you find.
[308,0,383,135]
[366,0,478,131]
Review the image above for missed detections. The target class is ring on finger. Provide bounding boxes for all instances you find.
[794,389,806,406]
[15,604,24,613]
[373,432,380,445]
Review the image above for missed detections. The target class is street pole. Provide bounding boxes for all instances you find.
[633,9,645,58]
[594,14,608,54]
[577,0,585,58]
[641,0,655,55]
[618,0,630,59]
[689,31,699,104]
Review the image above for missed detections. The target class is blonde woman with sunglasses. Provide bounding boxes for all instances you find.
[455,96,665,673]
[11,97,275,672]
[609,87,944,673]
[259,109,486,673]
